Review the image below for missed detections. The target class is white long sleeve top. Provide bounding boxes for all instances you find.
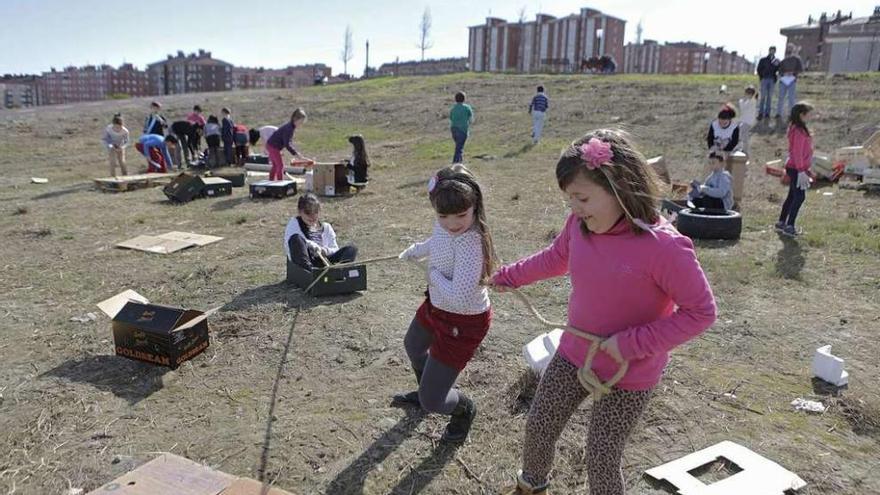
[283,217,339,260]
[402,222,490,315]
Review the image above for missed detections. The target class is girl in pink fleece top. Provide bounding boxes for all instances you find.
[495,129,717,495]
[775,102,814,238]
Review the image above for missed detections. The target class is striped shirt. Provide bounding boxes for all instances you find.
[530,93,549,113]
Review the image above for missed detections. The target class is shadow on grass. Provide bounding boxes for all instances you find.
[324,408,426,495]
[210,196,251,211]
[503,143,535,158]
[220,280,362,312]
[41,355,168,404]
[32,182,94,201]
[775,235,804,280]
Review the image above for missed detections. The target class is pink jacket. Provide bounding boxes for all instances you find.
[786,125,813,172]
[493,214,717,390]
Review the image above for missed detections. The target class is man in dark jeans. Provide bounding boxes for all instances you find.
[756,46,780,121]
[449,91,474,163]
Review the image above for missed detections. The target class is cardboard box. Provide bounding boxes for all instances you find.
[96,290,215,369]
[245,154,269,165]
[312,163,338,196]
[210,168,246,187]
[85,453,235,495]
[116,232,223,255]
[864,130,880,165]
[834,146,872,176]
[163,173,206,203]
[249,179,297,199]
[85,453,295,495]
[286,259,366,296]
[200,177,233,197]
[647,155,671,185]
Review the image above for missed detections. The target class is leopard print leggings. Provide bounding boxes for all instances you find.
[521,353,653,495]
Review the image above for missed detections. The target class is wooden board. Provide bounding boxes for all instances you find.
[94,173,177,192]
[85,453,236,495]
[157,231,223,247]
[116,235,196,254]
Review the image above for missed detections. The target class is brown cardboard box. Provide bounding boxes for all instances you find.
[220,478,294,495]
[85,453,235,495]
[96,290,216,369]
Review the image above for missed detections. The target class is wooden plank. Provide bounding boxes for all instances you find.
[86,453,236,495]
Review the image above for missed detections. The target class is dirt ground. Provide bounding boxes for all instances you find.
[1,72,879,495]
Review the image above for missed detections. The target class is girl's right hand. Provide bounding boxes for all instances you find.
[489,272,511,292]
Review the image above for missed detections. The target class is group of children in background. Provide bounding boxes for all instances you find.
[688,84,814,236]
[101,101,312,175]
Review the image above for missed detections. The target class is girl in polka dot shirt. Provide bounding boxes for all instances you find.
[395,164,497,444]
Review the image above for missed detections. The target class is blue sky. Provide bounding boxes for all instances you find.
[1,0,877,76]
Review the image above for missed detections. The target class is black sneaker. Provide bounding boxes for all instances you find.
[391,369,422,407]
[441,394,476,444]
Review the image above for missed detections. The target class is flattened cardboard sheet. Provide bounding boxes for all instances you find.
[157,231,223,247]
[116,235,195,254]
[85,453,235,495]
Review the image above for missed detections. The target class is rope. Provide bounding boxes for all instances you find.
[498,287,629,399]
[301,250,629,397]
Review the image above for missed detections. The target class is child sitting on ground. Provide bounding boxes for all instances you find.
[346,134,370,185]
[688,154,733,210]
[284,193,358,270]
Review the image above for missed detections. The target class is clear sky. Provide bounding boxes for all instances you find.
[1,0,877,77]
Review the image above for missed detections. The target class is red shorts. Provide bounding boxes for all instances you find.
[415,298,491,371]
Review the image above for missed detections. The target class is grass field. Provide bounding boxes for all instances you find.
[0,71,879,494]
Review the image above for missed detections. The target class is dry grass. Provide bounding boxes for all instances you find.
[0,72,879,494]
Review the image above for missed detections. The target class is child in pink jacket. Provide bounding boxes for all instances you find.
[494,129,717,495]
[775,101,814,237]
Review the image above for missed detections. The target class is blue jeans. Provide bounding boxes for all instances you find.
[778,168,806,227]
[451,127,468,163]
[776,80,797,118]
[759,78,775,118]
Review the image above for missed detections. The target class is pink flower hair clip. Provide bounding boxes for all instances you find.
[579,138,614,170]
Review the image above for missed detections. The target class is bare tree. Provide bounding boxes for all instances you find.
[340,25,354,75]
[418,7,434,61]
[518,6,527,23]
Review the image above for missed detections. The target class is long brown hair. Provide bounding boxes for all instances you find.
[429,164,497,281]
[789,101,813,136]
[556,129,662,235]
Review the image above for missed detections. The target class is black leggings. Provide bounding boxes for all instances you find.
[403,318,462,415]
[287,235,357,270]
[778,168,806,227]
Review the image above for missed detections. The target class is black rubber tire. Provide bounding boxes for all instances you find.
[676,208,742,240]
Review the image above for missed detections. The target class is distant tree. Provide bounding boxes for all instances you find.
[340,25,354,75]
[518,6,527,23]
[418,7,434,61]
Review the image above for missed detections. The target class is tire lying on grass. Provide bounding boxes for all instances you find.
[675,208,742,240]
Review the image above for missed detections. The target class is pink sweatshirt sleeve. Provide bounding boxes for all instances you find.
[492,214,572,288]
[788,127,813,172]
[616,235,717,361]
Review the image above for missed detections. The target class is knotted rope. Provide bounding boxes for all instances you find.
[496,287,629,398]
